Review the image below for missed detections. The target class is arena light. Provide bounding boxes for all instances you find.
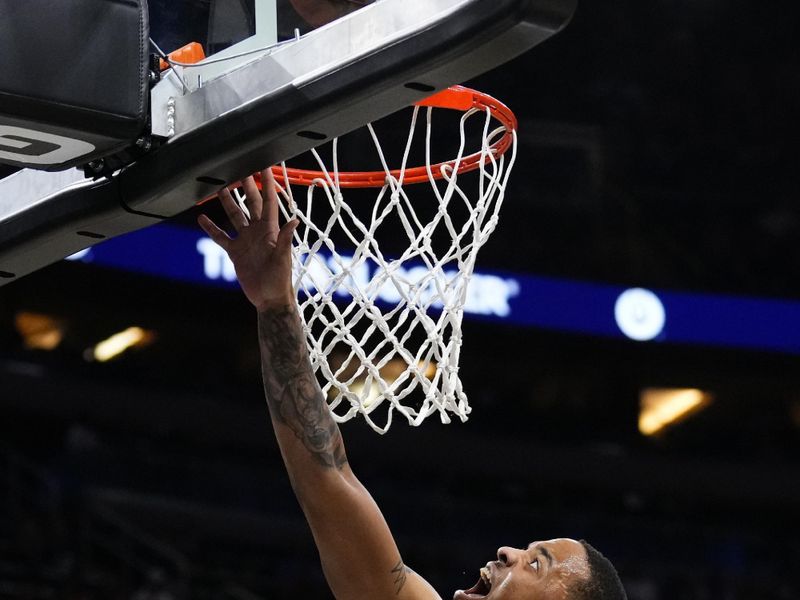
[614,288,666,341]
[14,311,64,350]
[639,388,711,436]
[90,327,154,363]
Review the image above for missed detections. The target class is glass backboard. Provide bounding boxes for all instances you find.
[148,0,341,86]
[0,0,577,285]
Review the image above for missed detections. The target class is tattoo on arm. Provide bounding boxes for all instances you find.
[258,306,348,470]
[391,559,412,595]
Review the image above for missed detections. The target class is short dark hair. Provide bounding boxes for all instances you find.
[568,540,626,600]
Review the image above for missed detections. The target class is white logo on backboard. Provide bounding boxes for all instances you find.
[0,126,95,165]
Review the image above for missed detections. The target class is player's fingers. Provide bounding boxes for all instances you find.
[197,214,232,251]
[261,168,280,231]
[219,187,249,231]
[277,218,299,251]
[242,176,262,221]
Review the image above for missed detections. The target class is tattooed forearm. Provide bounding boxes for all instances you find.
[258,306,348,470]
[391,559,412,595]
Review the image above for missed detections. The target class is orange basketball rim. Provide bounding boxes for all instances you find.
[198,85,516,201]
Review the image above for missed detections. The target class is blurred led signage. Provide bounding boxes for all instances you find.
[614,288,666,341]
[66,224,800,355]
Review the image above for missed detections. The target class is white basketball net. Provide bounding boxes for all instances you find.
[270,99,517,433]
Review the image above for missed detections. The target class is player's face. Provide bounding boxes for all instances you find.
[453,538,589,600]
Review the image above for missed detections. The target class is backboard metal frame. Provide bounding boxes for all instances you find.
[157,0,279,94]
[0,0,577,285]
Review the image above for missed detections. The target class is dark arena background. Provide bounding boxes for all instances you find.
[1,1,799,599]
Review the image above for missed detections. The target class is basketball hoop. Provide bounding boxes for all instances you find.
[271,86,516,187]
[235,85,517,433]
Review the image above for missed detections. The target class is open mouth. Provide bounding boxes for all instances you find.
[455,566,492,599]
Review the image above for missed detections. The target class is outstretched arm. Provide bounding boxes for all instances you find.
[199,170,441,600]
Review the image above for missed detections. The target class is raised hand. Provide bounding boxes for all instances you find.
[197,168,299,312]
